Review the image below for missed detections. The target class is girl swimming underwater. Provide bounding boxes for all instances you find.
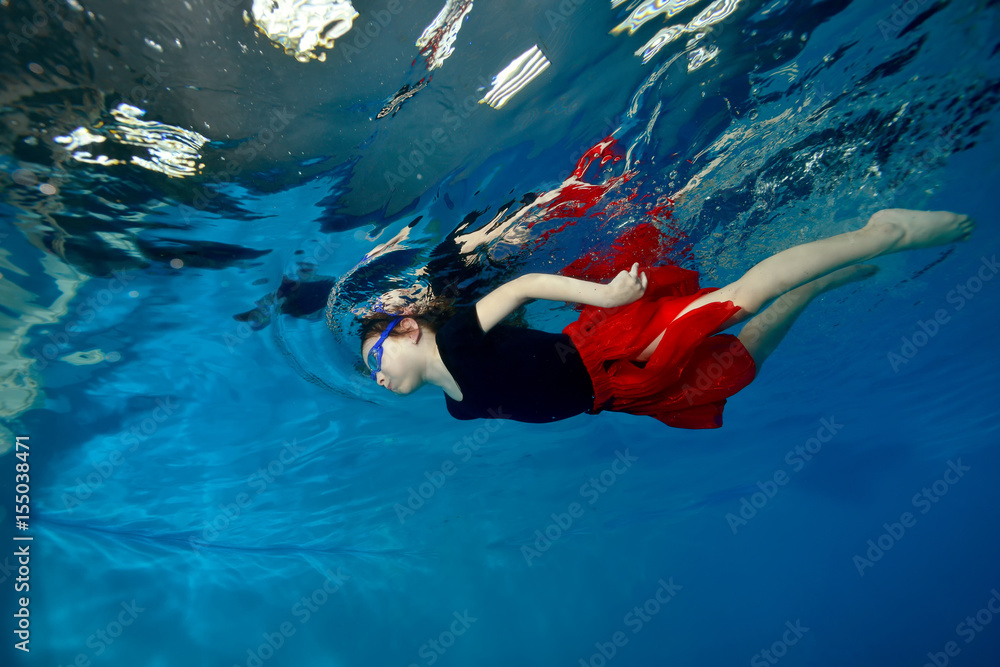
[359,209,974,429]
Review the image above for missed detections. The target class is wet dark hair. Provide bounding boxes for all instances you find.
[359,297,456,351]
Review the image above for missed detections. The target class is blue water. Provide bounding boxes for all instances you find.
[2,0,1000,665]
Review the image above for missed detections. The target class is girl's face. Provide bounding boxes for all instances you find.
[362,321,425,394]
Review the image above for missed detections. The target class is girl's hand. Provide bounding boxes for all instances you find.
[603,263,647,307]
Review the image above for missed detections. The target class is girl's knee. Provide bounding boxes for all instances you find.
[726,282,763,316]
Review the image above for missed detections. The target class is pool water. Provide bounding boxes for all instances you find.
[2,1,999,666]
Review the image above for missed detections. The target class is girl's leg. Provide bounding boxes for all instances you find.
[637,208,973,360]
[677,209,974,322]
[737,265,878,368]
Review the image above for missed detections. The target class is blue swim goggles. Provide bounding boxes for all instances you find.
[367,316,402,380]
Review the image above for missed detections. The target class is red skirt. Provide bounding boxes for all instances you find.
[562,266,757,429]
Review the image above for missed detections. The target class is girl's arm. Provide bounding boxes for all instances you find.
[474,263,648,333]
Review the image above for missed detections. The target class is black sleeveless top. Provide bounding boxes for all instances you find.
[435,307,595,423]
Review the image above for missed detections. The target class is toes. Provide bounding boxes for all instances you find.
[959,218,975,240]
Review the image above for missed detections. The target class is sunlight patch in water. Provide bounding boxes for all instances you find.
[244,0,359,62]
[480,45,551,109]
[632,0,742,64]
[54,104,208,179]
[416,0,474,71]
[612,0,703,36]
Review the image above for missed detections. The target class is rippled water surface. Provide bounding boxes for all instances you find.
[2,0,1000,665]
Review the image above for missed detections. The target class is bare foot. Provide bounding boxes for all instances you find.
[814,264,879,293]
[867,209,975,252]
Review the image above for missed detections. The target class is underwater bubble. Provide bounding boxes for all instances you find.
[39,183,57,195]
[170,258,184,269]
